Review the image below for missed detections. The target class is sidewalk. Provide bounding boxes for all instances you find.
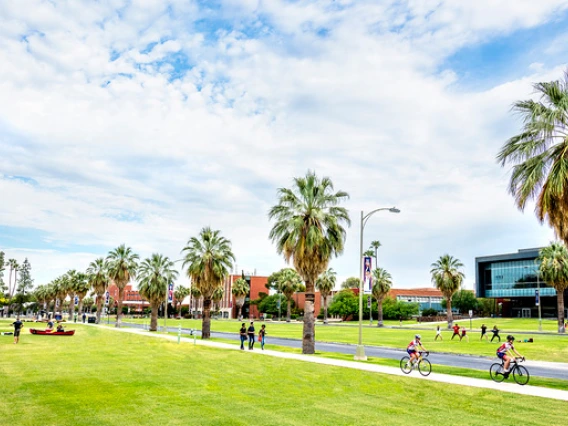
[100,324,568,402]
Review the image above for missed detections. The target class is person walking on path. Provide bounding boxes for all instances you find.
[259,324,266,350]
[247,321,255,350]
[490,325,500,342]
[239,323,247,350]
[435,325,442,341]
[74,313,78,323]
[82,313,86,323]
[460,326,469,342]
[480,324,488,341]
[12,317,23,344]
[451,324,460,340]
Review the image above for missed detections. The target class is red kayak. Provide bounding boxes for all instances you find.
[29,329,75,336]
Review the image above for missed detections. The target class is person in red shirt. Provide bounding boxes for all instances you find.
[451,324,460,340]
[459,326,469,342]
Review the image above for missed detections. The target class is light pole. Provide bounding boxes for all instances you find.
[525,264,543,332]
[355,207,400,361]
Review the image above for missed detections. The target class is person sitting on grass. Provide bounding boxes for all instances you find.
[406,334,427,368]
[56,324,65,332]
[496,335,524,378]
[46,320,54,332]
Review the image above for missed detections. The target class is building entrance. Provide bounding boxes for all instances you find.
[521,308,531,318]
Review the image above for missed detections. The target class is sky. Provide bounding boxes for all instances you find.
[1,0,568,291]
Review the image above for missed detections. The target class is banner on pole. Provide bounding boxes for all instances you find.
[74,296,79,306]
[105,291,110,306]
[363,256,373,292]
[535,289,540,306]
[168,283,174,303]
[367,296,372,308]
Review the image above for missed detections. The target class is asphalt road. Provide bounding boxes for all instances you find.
[122,322,568,381]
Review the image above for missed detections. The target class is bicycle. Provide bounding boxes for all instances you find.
[489,357,529,385]
[400,351,431,376]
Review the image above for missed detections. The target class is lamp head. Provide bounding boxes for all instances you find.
[389,207,400,213]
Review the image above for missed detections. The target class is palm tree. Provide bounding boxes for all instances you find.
[65,270,80,321]
[7,259,19,298]
[87,258,109,324]
[363,249,374,258]
[497,71,568,243]
[269,171,350,354]
[372,267,392,327]
[173,285,190,317]
[52,276,68,315]
[138,254,179,332]
[341,277,360,290]
[189,286,202,318]
[212,287,224,314]
[538,242,568,333]
[231,278,249,320]
[430,255,465,328]
[33,285,49,315]
[72,272,90,318]
[278,268,302,322]
[370,240,381,266]
[106,245,139,327]
[315,268,336,324]
[181,227,235,339]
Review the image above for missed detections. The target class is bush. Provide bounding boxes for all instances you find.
[421,308,438,317]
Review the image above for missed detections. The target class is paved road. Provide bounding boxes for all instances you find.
[122,322,568,381]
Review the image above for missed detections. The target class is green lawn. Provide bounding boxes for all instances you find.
[0,322,566,426]
[120,317,568,363]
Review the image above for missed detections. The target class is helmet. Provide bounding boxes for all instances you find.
[415,334,421,339]
[507,335,515,341]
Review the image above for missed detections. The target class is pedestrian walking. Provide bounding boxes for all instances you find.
[435,325,442,341]
[247,321,255,350]
[490,325,500,342]
[12,317,23,344]
[239,323,247,350]
[74,313,78,323]
[259,324,266,350]
[480,324,488,341]
[82,313,86,323]
[451,323,460,340]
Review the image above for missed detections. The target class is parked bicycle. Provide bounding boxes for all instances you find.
[400,351,431,376]
[489,357,529,385]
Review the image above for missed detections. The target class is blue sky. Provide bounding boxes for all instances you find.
[0,0,567,289]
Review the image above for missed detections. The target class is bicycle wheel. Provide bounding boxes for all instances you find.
[400,356,412,374]
[513,365,530,385]
[490,363,505,383]
[418,358,432,376]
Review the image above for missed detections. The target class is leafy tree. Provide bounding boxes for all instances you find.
[371,267,392,327]
[381,297,419,320]
[87,258,109,324]
[182,227,235,339]
[316,268,336,324]
[497,70,568,244]
[138,253,179,331]
[106,244,139,327]
[443,290,479,313]
[421,308,438,317]
[16,258,33,294]
[212,287,224,312]
[278,269,302,322]
[538,242,568,333]
[341,277,360,290]
[431,254,465,328]
[328,290,358,321]
[231,278,249,320]
[269,171,350,353]
[258,294,296,317]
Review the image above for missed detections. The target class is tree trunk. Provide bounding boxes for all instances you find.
[286,298,292,323]
[558,292,566,333]
[77,297,84,320]
[116,287,125,327]
[323,296,328,324]
[68,293,75,321]
[201,298,212,339]
[237,303,243,321]
[303,292,315,354]
[378,297,384,327]
[446,296,453,329]
[95,295,103,324]
[150,302,159,331]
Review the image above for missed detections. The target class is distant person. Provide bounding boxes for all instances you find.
[451,324,460,340]
[480,324,488,341]
[82,313,86,323]
[259,324,266,350]
[56,324,65,332]
[239,323,247,350]
[46,320,54,332]
[490,325,500,342]
[74,313,78,323]
[435,325,442,341]
[247,321,256,350]
[460,326,469,342]
[12,317,23,344]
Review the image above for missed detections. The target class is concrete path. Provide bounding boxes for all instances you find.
[99,324,568,402]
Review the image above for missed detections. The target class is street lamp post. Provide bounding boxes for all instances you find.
[525,264,543,332]
[355,207,400,361]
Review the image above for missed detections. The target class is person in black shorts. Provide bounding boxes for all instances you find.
[247,321,255,350]
[490,325,500,342]
[480,324,488,341]
[239,323,247,350]
[12,317,23,344]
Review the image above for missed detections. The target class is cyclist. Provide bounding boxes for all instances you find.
[406,334,427,367]
[496,335,524,377]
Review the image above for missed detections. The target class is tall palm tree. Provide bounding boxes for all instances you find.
[65,270,80,321]
[106,245,139,327]
[278,268,302,323]
[52,276,68,315]
[430,255,465,328]
[231,278,249,320]
[7,259,19,298]
[173,285,190,317]
[212,287,224,313]
[33,285,49,315]
[269,171,350,354]
[370,240,381,266]
[363,249,374,258]
[138,253,179,332]
[189,286,202,318]
[181,227,235,339]
[372,267,392,327]
[316,268,336,324]
[538,242,568,333]
[497,70,568,243]
[87,258,109,324]
[72,272,90,318]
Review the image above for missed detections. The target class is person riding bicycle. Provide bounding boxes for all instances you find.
[496,335,524,377]
[406,334,427,367]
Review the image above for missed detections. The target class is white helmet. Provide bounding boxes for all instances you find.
[415,334,421,339]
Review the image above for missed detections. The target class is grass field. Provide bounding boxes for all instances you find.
[114,317,568,363]
[0,321,567,426]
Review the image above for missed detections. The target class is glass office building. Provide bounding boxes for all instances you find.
[475,248,566,318]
